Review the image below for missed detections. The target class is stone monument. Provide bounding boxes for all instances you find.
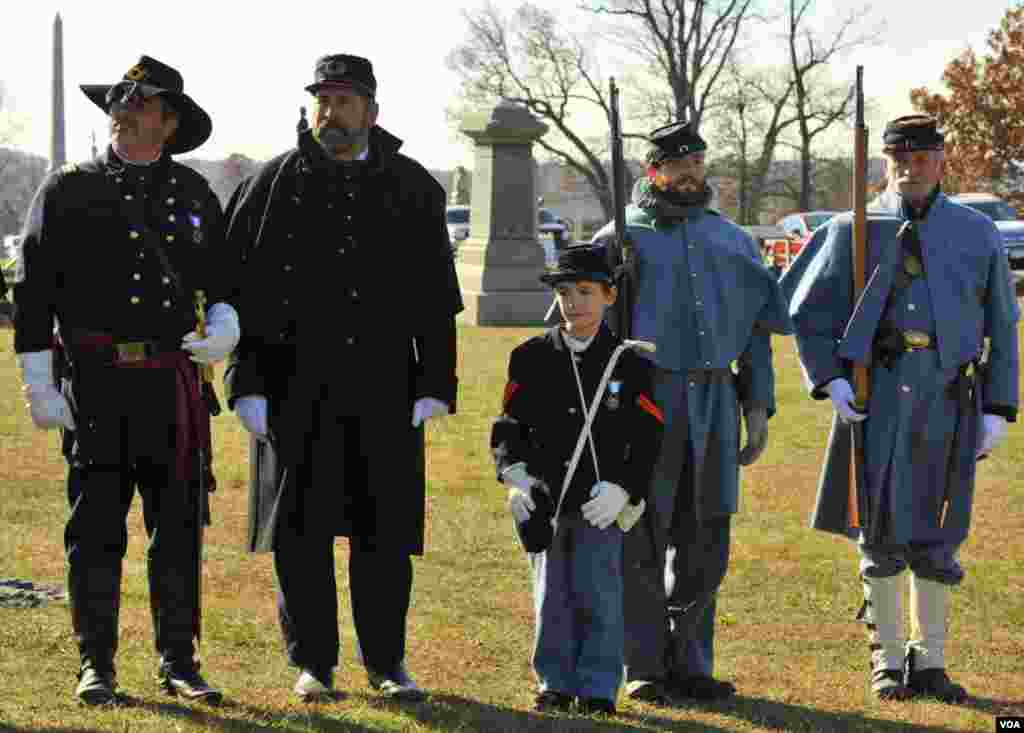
[455,100,550,326]
[50,12,66,172]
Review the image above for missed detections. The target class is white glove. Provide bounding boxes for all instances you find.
[235,395,268,441]
[412,397,449,427]
[825,378,867,424]
[501,463,538,522]
[181,302,241,365]
[616,498,646,532]
[977,414,1009,457]
[18,350,75,431]
[582,480,630,530]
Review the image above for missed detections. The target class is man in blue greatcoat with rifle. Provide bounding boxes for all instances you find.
[593,107,792,705]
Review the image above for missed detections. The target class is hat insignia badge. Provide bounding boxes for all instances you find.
[125,64,148,82]
[324,59,347,77]
[605,380,622,410]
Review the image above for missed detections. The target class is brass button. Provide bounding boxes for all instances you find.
[287,233,294,239]
[124,194,133,201]
[168,214,176,222]
[282,298,290,306]
[568,407,577,414]
[170,177,177,184]
[133,273,141,281]
[162,277,170,285]
[908,303,916,311]
[129,231,140,239]
[130,296,141,305]
[284,264,293,272]
[163,300,172,308]
[165,234,175,243]
[901,385,911,393]
[166,197,175,205]
[346,337,355,345]
[115,177,123,183]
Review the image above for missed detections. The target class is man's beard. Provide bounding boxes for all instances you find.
[315,124,370,155]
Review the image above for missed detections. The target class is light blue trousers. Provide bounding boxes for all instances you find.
[530,514,624,701]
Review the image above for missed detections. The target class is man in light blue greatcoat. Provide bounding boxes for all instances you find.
[593,121,793,705]
[786,115,1018,703]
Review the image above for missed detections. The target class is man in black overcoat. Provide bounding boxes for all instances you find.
[222,53,462,701]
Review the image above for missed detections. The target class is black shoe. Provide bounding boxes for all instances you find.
[76,661,117,706]
[158,658,223,704]
[576,696,617,716]
[672,675,736,700]
[534,690,574,712]
[871,669,914,701]
[367,663,426,701]
[906,668,968,704]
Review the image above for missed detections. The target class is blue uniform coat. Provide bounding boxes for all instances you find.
[593,189,793,526]
[788,191,1019,544]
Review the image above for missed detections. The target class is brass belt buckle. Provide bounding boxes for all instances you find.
[116,342,148,363]
[903,330,930,351]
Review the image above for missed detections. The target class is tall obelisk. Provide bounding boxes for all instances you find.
[50,12,66,172]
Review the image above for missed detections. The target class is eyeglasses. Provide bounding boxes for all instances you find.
[106,81,162,112]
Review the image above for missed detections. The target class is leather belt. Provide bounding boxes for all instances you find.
[66,330,181,367]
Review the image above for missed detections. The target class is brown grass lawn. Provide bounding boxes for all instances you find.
[0,324,1021,733]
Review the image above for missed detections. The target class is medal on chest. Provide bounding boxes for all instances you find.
[605,380,622,410]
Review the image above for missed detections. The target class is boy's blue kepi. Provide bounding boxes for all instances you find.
[539,244,614,286]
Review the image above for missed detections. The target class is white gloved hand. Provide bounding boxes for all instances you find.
[501,463,538,522]
[181,302,241,365]
[18,350,75,431]
[977,414,1009,458]
[235,395,269,441]
[412,397,449,427]
[507,486,536,523]
[825,378,867,424]
[582,480,630,530]
[616,498,646,532]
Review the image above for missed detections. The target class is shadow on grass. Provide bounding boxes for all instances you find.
[86,690,734,732]
[624,693,975,733]
[958,695,1024,718]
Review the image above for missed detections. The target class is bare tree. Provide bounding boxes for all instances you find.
[0,83,43,239]
[784,0,881,210]
[709,61,801,223]
[448,2,624,219]
[584,0,757,128]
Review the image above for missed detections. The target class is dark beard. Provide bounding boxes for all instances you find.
[316,125,369,153]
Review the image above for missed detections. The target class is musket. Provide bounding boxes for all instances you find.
[607,77,634,340]
[849,66,869,530]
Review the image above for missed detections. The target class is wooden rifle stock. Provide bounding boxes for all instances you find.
[849,66,869,530]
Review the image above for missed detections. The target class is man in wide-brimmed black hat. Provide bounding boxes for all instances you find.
[12,55,236,706]
[221,53,462,703]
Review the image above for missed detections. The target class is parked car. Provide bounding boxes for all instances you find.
[745,225,794,277]
[949,193,1024,269]
[446,205,471,246]
[445,205,572,249]
[773,211,838,272]
[538,207,572,249]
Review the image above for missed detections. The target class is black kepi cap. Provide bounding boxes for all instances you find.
[306,54,377,98]
[882,114,945,152]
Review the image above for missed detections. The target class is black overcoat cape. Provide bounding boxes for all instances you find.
[223,126,462,554]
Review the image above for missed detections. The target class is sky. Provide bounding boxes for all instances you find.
[0,1,1016,171]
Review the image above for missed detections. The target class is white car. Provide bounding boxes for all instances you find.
[950,193,1024,269]
[446,205,471,246]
